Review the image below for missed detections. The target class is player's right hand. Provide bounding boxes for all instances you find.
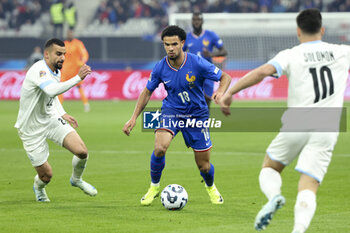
[219,93,232,116]
[123,118,136,136]
[78,64,92,80]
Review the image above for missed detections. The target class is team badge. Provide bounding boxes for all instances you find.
[202,39,209,47]
[186,72,196,89]
[39,70,46,77]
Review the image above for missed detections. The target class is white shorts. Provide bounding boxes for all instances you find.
[18,117,75,167]
[266,132,339,183]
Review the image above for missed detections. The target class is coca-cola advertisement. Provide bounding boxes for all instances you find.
[1,70,350,100]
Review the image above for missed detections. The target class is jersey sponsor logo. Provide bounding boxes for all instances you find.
[185,72,196,89]
[214,67,219,74]
[39,70,46,77]
[202,39,209,47]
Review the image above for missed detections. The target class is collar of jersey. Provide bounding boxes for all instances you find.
[44,60,59,77]
[166,52,187,71]
[302,40,322,45]
[191,29,206,39]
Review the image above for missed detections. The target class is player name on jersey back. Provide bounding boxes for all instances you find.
[304,51,335,63]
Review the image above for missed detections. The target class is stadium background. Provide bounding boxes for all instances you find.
[1,1,350,233]
[1,0,350,101]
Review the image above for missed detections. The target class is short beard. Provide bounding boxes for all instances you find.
[54,63,62,70]
[168,53,179,61]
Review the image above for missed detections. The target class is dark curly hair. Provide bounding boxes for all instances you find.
[161,25,186,41]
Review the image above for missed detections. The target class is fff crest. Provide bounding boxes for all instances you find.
[186,72,196,89]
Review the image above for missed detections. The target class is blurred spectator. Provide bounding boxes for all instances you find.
[0,0,349,36]
[0,4,6,20]
[130,0,144,18]
[208,0,222,12]
[64,1,77,30]
[221,0,239,13]
[344,0,350,11]
[93,0,108,23]
[178,1,191,13]
[272,0,286,12]
[286,1,300,12]
[328,0,344,11]
[26,46,43,69]
[166,0,178,15]
[50,0,65,38]
[259,0,272,12]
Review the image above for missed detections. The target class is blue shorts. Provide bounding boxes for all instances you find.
[203,79,214,97]
[156,114,212,152]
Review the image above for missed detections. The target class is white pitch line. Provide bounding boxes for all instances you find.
[1,148,349,157]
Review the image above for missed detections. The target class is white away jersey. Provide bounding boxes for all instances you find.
[15,60,66,134]
[268,41,350,107]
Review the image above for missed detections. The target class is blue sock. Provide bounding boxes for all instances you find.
[200,163,215,187]
[150,151,165,184]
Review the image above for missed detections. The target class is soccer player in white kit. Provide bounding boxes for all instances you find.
[15,38,97,202]
[219,9,349,233]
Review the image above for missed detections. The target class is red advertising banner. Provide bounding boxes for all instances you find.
[1,70,350,100]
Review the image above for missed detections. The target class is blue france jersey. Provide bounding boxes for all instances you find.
[146,52,222,118]
[183,30,224,63]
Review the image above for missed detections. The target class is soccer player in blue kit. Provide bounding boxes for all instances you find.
[183,12,227,107]
[123,25,231,206]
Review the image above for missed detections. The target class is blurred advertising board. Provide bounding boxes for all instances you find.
[1,70,350,100]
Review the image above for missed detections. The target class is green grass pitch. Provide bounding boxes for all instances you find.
[0,100,349,233]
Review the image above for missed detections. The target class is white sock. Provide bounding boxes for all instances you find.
[72,155,87,181]
[259,167,282,201]
[34,174,47,189]
[151,182,160,187]
[293,190,316,233]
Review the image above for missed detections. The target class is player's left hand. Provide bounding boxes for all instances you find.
[62,114,78,128]
[219,93,232,116]
[202,48,211,57]
[212,91,224,105]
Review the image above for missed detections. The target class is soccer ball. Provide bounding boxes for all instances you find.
[161,184,188,210]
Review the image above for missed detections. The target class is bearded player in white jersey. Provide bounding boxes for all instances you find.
[220,9,349,233]
[15,38,97,202]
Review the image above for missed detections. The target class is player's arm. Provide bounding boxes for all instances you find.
[219,63,276,115]
[41,64,91,97]
[203,33,227,57]
[208,46,227,57]
[212,71,231,104]
[53,96,79,128]
[122,88,152,136]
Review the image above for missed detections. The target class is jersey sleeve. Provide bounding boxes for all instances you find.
[146,63,161,92]
[267,49,290,78]
[197,56,222,82]
[29,68,57,90]
[30,67,81,97]
[212,31,223,49]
